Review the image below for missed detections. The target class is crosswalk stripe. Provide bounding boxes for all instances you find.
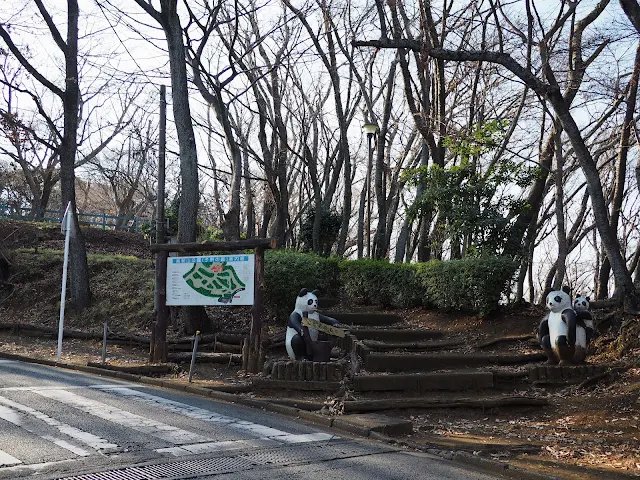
[0,386,338,468]
[0,394,118,451]
[97,387,336,441]
[31,389,211,445]
[271,432,335,443]
[0,449,21,467]
[0,404,90,457]
[155,438,274,457]
[1,384,122,392]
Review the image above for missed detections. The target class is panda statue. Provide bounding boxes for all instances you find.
[285,288,340,361]
[573,295,595,355]
[538,287,589,365]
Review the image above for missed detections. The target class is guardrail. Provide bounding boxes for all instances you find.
[0,203,149,232]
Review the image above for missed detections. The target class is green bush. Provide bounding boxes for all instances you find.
[264,250,340,321]
[339,259,422,308]
[415,256,518,315]
[261,250,516,319]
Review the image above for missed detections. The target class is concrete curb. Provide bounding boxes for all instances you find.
[0,351,557,480]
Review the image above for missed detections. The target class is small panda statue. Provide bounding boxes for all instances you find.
[285,288,340,361]
[538,287,589,365]
[573,295,595,347]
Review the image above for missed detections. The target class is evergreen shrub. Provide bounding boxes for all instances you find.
[415,256,518,315]
[264,250,340,320]
[339,259,422,308]
[262,250,516,319]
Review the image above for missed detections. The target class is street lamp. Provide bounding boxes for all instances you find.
[362,122,378,258]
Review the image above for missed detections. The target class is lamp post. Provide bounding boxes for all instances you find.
[362,122,378,258]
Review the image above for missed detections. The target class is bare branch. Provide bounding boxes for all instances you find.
[0,25,64,98]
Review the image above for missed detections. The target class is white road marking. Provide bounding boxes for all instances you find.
[0,384,337,467]
[0,449,21,467]
[31,389,210,445]
[0,404,90,457]
[155,438,275,456]
[97,387,337,442]
[0,395,117,451]
[1,384,125,392]
[271,432,335,443]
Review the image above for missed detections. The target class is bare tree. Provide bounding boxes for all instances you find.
[132,0,207,340]
[284,0,355,256]
[89,120,158,227]
[0,0,92,308]
[0,58,141,218]
[132,0,199,244]
[356,0,640,309]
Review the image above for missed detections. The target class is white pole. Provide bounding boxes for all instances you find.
[57,202,72,363]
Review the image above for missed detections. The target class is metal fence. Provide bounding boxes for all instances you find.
[0,203,149,232]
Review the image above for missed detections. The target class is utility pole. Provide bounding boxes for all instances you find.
[156,85,167,246]
[152,85,169,362]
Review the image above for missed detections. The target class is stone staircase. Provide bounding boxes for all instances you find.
[254,303,607,416]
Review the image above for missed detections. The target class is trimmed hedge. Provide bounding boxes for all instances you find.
[264,250,340,320]
[339,259,422,308]
[415,256,518,315]
[263,250,518,319]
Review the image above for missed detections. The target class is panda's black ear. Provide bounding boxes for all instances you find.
[561,285,571,295]
[298,288,308,297]
[586,296,590,301]
[311,289,320,296]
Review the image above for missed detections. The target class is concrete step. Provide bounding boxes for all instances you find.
[349,328,443,342]
[341,393,548,413]
[364,352,547,372]
[325,312,402,326]
[410,431,541,455]
[333,413,413,436]
[353,371,494,392]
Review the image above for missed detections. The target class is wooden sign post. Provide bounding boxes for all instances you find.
[150,238,275,372]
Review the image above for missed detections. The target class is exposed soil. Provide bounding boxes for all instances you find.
[1,218,639,479]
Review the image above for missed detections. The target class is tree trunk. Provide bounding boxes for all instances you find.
[552,127,567,290]
[160,4,199,244]
[62,0,91,310]
[394,213,411,263]
[357,166,367,259]
[546,88,639,308]
[136,0,210,335]
[596,44,640,298]
[242,147,255,238]
[373,61,397,259]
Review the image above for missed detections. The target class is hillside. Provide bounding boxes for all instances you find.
[1,218,640,479]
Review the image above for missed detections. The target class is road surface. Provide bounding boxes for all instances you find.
[0,359,504,479]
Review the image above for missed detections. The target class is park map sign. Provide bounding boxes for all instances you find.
[166,255,255,306]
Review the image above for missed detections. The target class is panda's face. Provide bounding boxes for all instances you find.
[546,290,572,313]
[295,289,318,313]
[573,296,590,312]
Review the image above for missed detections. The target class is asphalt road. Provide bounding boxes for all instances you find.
[0,359,504,479]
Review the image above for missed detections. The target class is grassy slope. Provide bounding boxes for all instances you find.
[1,249,154,334]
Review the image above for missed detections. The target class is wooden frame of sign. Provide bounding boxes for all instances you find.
[150,238,275,372]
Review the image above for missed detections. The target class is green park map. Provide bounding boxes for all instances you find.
[182,261,246,302]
